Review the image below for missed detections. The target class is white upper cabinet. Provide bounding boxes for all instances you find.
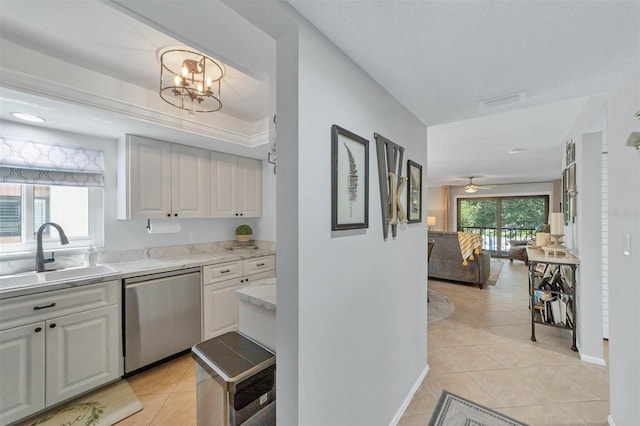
[118,135,210,219]
[171,144,211,218]
[210,152,239,218]
[211,152,261,218]
[237,157,262,218]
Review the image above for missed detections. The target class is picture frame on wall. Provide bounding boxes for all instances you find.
[406,160,422,223]
[566,139,575,166]
[331,125,369,231]
[563,167,569,224]
[568,163,576,194]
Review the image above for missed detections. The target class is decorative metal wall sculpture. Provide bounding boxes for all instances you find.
[375,133,406,240]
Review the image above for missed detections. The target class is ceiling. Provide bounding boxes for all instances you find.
[1,1,638,184]
[0,0,272,157]
[289,0,640,186]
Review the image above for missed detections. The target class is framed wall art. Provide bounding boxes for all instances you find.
[331,125,369,231]
[567,163,576,194]
[565,139,575,166]
[406,160,422,223]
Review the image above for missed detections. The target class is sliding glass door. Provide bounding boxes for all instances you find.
[457,195,549,256]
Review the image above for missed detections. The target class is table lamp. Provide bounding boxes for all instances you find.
[548,212,565,248]
[427,216,436,231]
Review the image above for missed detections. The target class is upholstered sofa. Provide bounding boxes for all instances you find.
[508,224,550,265]
[428,232,491,289]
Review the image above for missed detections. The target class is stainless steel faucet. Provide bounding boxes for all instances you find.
[36,222,69,272]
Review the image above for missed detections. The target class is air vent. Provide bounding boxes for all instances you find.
[479,91,526,109]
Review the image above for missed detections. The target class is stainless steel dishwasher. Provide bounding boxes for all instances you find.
[124,267,201,374]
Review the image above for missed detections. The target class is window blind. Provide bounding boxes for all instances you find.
[0,136,105,187]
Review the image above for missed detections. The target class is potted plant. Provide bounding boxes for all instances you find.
[235,224,253,242]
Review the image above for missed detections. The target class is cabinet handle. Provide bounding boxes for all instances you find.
[220,269,230,274]
[240,213,243,216]
[33,302,56,310]
[49,324,56,329]
[174,213,178,217]
[235,213,239,216]
[167,213,171,217]
[257,263,265,267]
[34,327,42,333]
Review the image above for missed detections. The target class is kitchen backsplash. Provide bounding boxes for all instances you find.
[1,240,276,276]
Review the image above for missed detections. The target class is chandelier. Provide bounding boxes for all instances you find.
[159,49,223,114]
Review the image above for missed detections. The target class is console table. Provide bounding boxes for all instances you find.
[526,247,580,351]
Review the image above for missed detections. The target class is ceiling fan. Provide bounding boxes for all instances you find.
[463,176,495,193]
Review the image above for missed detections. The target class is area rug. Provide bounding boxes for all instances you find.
[486,259,505,286]
[20,380,143,426]
[428,390,527,426]
[427,289,455,322]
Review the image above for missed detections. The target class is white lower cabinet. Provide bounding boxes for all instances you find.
[45,305,120,406]
[0,281,121,425]
[0,322,45,425]
[202,256,275,340]
[203,277,243,340]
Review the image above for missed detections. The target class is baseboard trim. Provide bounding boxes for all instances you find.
[607,414,616,426]
[389,363,429,425]
[580,353,607,366]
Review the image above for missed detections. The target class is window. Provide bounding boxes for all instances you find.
[0,183,103,254]
[0,136,105,255]
[457,195,549,256]
[0,195,21,238]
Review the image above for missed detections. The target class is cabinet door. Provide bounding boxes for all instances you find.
[237,157,262,217]
[210,152,238,218]
[203,278,243,340]
[129,137,172,219]
[45,305,120,405]
[0,322,45,425]
[172,144,211,218]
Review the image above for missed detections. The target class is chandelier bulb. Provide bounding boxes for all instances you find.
[206,77,212,87]
[181,66,188,77]
[174,75,182,86]
[197,83,203,92]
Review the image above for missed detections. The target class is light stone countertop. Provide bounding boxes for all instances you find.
[0,249,275,300]
[526,247,580,265]
[235,278,277,311]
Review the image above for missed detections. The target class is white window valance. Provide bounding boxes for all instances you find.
[0,136,105,187]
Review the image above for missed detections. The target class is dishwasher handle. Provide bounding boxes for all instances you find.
[123,267,201,286]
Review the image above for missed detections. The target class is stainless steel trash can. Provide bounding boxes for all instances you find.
[192,332,276,426]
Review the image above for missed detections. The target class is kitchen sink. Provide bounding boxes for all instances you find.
[41,264,119,281]
[0,264,120,290]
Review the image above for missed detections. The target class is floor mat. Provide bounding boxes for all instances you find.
[429,390,527,426]
[20,380,143,426]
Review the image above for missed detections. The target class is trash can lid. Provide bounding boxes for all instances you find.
[192,332,275,384]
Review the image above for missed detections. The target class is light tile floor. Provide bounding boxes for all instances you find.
[399,259,609,425]
[117,354,196,425]
[117,259,609,425]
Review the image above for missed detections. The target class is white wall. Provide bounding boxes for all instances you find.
[0,120,277,253]
[426,186,444,231]
[604,73,639,425]
[272,15,429,425]
[563,71,640,424]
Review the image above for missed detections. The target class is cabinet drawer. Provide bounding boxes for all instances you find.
[202,261,243,285]
[0,280,119,331]
[203,277,243,292]
[241,270,276,287]
[244,256,275,276]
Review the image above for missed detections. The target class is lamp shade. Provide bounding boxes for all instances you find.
[427,216,436,226]
[550,212,564,235]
